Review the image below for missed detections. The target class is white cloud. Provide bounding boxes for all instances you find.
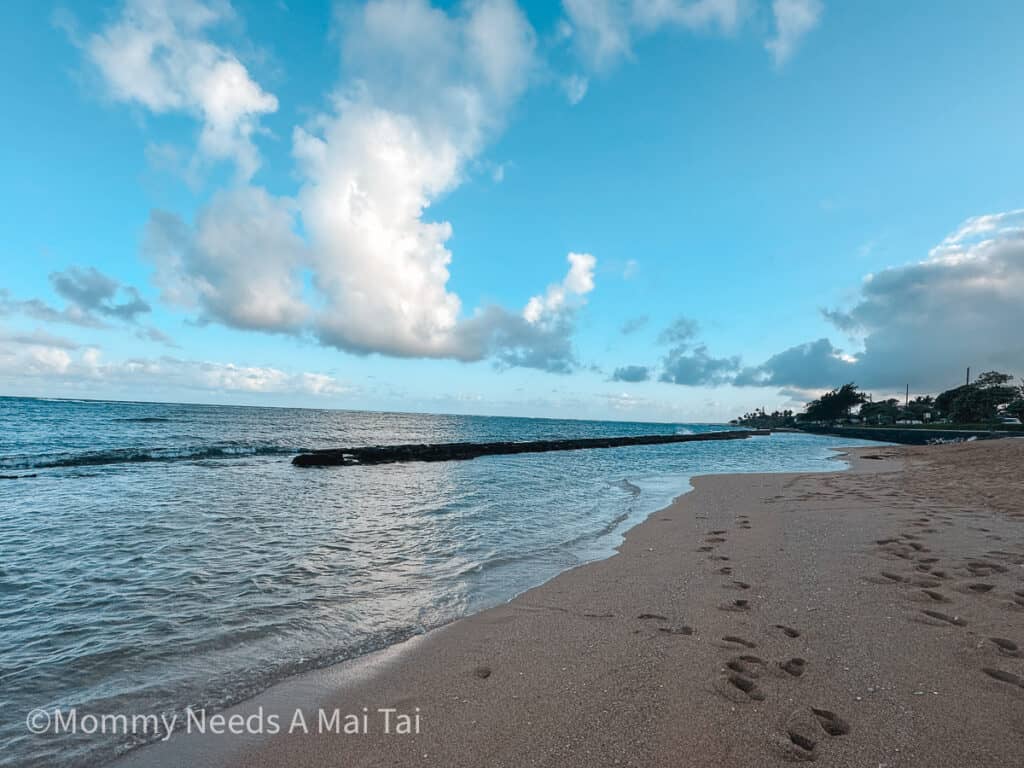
[84,0,277,179]
[523,252,596,323]
[145,186,307,333]
[765,0,823,66]
[0,337,348,397]
[562,0,745,71]
[562,0,633,70]
[632,0,744,31]
[295,0,537,358]
[562,74,589,105]
[141,0,597,373]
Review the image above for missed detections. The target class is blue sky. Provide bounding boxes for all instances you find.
[1,0,1022,421]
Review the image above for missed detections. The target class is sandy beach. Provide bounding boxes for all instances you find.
[117,439,1024,767]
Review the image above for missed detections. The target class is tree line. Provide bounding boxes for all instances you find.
[732,372,1024,428]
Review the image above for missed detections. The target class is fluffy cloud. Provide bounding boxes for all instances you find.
[145,187,307,333]
[740,209,1024,391]
[0,336,347,397]
[84,0,277,178]
[733,337,852,389]
[611,364,651,382]
[658,315,700,345]
[140,0,596,373]
[50,266,151,322]
[1,268,151,328]
[660,343,740,385]
[455,252,596,372]
[297,0,536,358]
[562,0,744,70]
[765,0,823,66]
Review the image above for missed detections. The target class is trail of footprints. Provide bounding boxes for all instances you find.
[696,515,851,762]
[867,506,1024,696]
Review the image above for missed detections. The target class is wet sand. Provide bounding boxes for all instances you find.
[117,440,1024,767]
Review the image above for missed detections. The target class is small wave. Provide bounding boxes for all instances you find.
[612,478,642,496]
[674,426,695,435]
[0,445,298,470]
[115,416,174,423]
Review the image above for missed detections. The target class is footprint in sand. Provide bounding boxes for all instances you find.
[779,658,807,677]
[982,668,1024,689]
[697,545,715,552]
[717,566,733,575]
[715,672,766,702]
[706,537,727,544]
[772,707,850,761]
[637,613,668,621]
[723,635,757,648]
[812,708,851,736]
[729,580,752,590]
[964,582,995,594]
[719,599,750,612]
[989,638,1019,657]
[658,625,694,636]
[774,624,801,638]
[966,561,1008,577]
[921,589,951,603]
[921,609,967,627]
[726,655,767,678]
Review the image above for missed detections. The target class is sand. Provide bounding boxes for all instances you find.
[116,439,1024,767]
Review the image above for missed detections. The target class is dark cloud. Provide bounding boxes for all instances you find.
[454,306,581,374]
[1,268,151,329]
[0,328,80,350]
[137,326,179,348]
[620,315,649,335]
[611,364,650,382]
[50,267,151,322]
[658,316,700,345]
[734,338,854,389]
[660,344,741,386]
[741,210,1024,391]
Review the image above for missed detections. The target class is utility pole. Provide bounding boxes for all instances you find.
[966,367,971,386]
[905,384,909,408]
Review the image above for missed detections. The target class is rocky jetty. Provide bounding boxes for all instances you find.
[292,429,770,467]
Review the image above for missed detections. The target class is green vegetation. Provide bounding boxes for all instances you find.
[729,409,795,429]
[732,371,1024,429]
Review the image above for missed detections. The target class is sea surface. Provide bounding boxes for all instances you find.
[0,397,883,767]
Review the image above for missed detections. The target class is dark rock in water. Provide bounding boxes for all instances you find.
[0,474,37,480]
[291,430,769,467]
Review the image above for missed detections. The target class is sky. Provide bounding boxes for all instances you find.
[1,0,1022,423]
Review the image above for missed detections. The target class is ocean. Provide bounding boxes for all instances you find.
[0,397,882,767]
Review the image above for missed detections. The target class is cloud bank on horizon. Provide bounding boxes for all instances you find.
[610,209,1024,394]
[1,0,1021,413]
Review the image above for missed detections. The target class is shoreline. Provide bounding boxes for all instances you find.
[113,440,1024,767]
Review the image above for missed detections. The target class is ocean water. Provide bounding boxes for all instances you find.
[0,397,883,767]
